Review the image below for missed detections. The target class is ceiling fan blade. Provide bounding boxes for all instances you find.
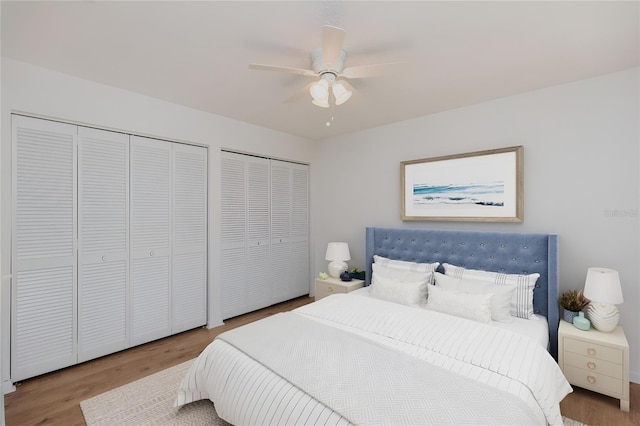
[339,62,407,79]
[338,79,356,93]
[249,63,317,77]
[321,25,346,70]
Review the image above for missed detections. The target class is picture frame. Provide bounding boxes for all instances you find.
[401,146,523,222]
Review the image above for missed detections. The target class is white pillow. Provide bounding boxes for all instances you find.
[434,272,515,322]
[370,273,428,306]
[442,263,540,320]
[373,255,439,273]
[372,263,432,283]
[426,285,492,323]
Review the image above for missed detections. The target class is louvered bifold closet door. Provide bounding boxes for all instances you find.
[270,160,310,301]
[290,163,310,296]
[77,127,129,362]
[172,143,207,334]
[270,161,292,302]
[130,136,172,346]
[220,152,271,319]
[220,152,248,319]
[11,115,77,382]
[246,156,271,312]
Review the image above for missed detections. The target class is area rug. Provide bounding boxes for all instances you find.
[80,359,228,425]
[81,358,586,426]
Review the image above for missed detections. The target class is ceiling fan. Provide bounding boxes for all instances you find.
[249,25,404,108]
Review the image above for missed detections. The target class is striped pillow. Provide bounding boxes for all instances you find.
[442,263,540,320]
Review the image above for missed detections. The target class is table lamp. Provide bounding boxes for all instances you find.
[583,267,623,332]
[325,242,350,278]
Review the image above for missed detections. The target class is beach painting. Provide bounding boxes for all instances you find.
[401,146,523,222]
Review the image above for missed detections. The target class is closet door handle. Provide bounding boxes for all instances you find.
[102,255,108,262]
[149,251,155,257]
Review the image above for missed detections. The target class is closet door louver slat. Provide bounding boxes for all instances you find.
[11,116,77,382]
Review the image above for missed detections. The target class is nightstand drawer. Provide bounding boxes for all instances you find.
[563,337,622,364]
[316,281,348,299]
[563,351,623,379]
[314,278,364,301]
[564,365,624,397]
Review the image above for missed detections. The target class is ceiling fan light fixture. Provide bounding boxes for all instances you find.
[332,82,352,106]
[312,98,330,108]
[310,79,329,101]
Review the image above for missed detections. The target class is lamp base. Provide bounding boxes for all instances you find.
[586,302,619,332]
[328,260,348,278]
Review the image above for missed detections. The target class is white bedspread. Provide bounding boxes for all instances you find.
[176,294,571,425]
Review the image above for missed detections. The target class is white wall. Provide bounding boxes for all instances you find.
[311,68,640,381]
[0,58,315,391]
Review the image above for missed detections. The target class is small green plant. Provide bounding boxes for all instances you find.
[559,289,590,312]
[350,267,364,274]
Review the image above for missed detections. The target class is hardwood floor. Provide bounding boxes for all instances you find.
[3,295,639,425]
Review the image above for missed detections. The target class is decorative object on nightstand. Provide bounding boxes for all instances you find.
[349,267,365,280]
[558,320,630,411]
[583,267,623,333]
[573,312,591,331]
[325,242,351,278]
[558,289,589,324]
[339,271,352,281]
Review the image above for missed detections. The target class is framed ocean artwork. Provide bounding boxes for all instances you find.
[401,146,523,222]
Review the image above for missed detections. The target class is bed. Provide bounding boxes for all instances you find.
[176,227,571,425]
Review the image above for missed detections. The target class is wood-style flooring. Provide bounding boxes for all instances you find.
[3,295,639,425]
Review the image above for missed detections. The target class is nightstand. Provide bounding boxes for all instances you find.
[314,277,364,301]
[558,319,629,411]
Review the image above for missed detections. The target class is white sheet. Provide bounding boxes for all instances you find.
[176,293,570,425]
[350,286,550,348]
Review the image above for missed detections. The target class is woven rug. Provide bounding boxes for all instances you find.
[81,358,585,426]
[80,359,228,425]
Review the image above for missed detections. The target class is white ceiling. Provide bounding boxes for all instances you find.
[2,1,638,140]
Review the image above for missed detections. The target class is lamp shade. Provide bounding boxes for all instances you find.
[325,242,351,261]
[312,98,329,108]
[583,267,623,304]
[325,242,351,278]
[332,82,352,106]
[310,79,329,101]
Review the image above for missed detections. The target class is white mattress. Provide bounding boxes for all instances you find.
[349,286,550,348]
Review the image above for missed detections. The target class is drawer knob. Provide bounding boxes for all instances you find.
[587,375,596,384]
[587,348,597,356]
[328,286,334,293]
[587,361,596,370]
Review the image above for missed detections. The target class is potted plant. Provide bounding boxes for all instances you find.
[559,290,590,323]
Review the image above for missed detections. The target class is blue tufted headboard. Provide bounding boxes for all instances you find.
[365,227,559,360]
